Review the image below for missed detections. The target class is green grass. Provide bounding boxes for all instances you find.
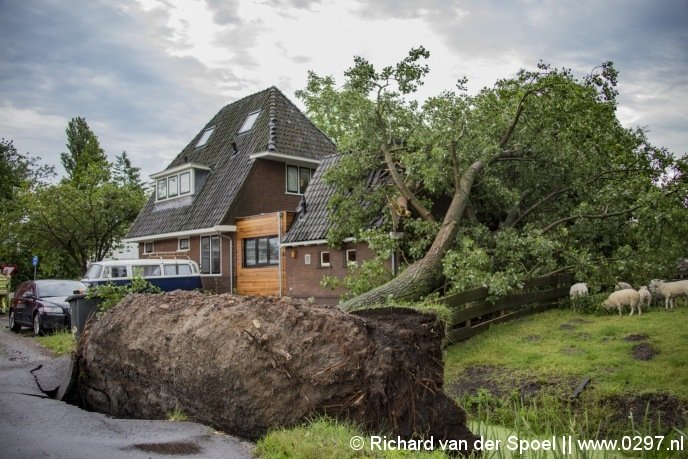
[255,418,446,459]
[36,330,76,356]
[444,307,688,399]
[166,408,189,422]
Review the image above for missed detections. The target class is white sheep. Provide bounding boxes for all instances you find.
[614,281,633,291]
[602,289,641,316]
[648,279,666,306]
[569,282,589,299]
[654,280,688,309]
[637,286,652,309]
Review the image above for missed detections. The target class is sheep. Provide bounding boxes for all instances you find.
[569,282,588,299]
[602,289,641,316]
[614,281,633,291]
[648,279,666,306]
[637,286,652,309]
[653,279,688,309]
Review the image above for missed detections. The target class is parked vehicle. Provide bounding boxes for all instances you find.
[9,279,86,335]
[81,259,202,292]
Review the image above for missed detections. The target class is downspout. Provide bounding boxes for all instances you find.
[278,211,283,297]
[220,234,234,293]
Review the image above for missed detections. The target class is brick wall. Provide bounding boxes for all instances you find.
[137,234,234,293]
[283,242,389,304]
[226,159,303,223]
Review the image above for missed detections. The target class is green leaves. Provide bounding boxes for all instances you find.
[298,48,687,300]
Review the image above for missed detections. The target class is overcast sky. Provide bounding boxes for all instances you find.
[1,0,686,180]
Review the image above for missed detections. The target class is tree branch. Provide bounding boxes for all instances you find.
[541,204,642,234]
[381,143,435,222]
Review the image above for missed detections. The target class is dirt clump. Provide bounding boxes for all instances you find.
[624,333,649,342]
[631,342,657,360]
[75,292,476,453]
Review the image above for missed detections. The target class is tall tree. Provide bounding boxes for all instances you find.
[297,49,688,310]
[60,116,110,186]
[0,139,55,283]
[17,119,146,276]
[113,151,143,190]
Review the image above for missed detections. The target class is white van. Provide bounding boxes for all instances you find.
[82,259,202,291]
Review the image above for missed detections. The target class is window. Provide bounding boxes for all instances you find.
[156,179,167,200]
[105,266,128,278]
[168,175,178,197]
[156,170,195,202]
[200,235,221,274]
[244,236,279,267]
[132,265,161,277]
[286,165,314,195]
[346,249,357,266]
[304,254,311,265]
[320,251,331,267]
[239,110,260,134]
[179,172,191,195]
[144,242,154,254]
[178,238,190,251]
[196,126,215,148]
[163,264,192,276]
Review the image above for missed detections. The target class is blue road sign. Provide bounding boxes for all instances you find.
[32,255,39,267]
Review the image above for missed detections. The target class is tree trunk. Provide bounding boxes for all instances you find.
[340,160,484,311]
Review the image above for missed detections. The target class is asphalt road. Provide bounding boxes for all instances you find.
[0,318,254,459]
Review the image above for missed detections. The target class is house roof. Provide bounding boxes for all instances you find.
[282,154,389,244]
[126,87,337,239]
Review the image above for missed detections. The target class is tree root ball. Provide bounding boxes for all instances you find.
[75,292,477,453]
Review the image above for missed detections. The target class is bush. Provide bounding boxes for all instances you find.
[87,277,161,314]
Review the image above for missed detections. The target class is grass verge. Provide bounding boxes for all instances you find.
[36,330,75,356]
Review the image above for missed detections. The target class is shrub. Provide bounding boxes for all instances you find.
[87,277,162,315]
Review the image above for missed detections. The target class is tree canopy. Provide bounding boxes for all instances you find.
[1,119,146,281]
[296,48,688,310]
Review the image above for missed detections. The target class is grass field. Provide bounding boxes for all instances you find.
[444,307,688,399]
[36,330,75,356]
[257,306,688,458]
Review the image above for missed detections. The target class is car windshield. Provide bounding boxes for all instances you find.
[37,281,86,298]
[85,264,103,279]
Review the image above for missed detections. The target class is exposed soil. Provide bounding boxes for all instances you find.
[448,364,688,434]
[631,342,657,360]
[602,393,688,433]
[448,365,577,400]
[624,333,650,342]
[75,292,476,453]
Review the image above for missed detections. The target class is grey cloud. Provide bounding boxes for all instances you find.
[204,0,241,25]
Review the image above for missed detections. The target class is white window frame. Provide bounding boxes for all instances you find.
[156,169,196,202]
[143,242,154,254]
[285,164,314,195]
[346,249,357,266]
[239,110,261,134]
[195,126,215,148]
[304,254,311,265]
[178,237,190,252]
[320,251,331,268]
[200,235,222,276]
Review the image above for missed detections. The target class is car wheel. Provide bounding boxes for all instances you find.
[33,313,44,336]
[9,310,21,332]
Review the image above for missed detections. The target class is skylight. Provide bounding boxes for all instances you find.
[195,126,215,148]
[239,110,260,134]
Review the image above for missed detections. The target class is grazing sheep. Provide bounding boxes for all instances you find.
[602,289,641,316]
[654,280,688,309]
[637,286,652,309]
[648,279,666,306]
[569,282,589,299]
[614,282,633,291]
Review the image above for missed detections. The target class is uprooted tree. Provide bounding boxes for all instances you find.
[296,47,688,311]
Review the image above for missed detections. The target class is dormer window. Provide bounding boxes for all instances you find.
[239,110,260,134]
[152,163,210,202]
[195,126,215,148]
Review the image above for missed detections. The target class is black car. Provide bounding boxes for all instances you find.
[9,279,86,335]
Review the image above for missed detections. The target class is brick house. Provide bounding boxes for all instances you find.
[124,87,337,294]
[281,154,395,303]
